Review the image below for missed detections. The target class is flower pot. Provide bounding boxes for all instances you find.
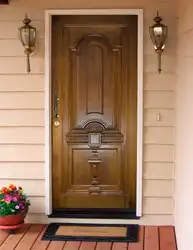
[0,214,26,226]
[0,214,27,233]
[0,184,30,234]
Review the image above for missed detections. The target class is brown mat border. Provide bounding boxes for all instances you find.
[42,223,139,242]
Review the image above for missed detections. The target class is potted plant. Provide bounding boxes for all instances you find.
[0,184,30,233]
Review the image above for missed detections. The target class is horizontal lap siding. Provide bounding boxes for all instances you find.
[144,109,175,127]
[0,75,44,91]
[0,110,44,126]
[144,162,174,180]
[0,92,44,109]
[0,57,44,74]
[0,12,46,223]
[144,127,174,145]
[0,21,44,39]
[0,163,44,179]
[0,39,44,57]
[0,4,176,224]
[0,145,44,161]
[0,127,44,144]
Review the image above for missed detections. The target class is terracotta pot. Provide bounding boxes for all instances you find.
[0,214,26,226]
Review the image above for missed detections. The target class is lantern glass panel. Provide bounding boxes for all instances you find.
[19,26,36,48]
[154,26,163,36]
[149,24,167,50]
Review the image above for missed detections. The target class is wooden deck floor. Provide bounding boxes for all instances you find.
[0,224,177,250]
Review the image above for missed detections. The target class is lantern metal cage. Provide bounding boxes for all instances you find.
[149,11,168,73]
[18,14,36,73]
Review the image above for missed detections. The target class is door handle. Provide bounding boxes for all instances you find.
[53,95,60,127]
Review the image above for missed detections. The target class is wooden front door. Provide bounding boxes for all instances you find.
[52,15,137,210]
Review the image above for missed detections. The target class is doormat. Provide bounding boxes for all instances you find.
[42,223,139,242]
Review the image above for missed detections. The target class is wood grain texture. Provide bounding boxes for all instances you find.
[144,226,159,250]
[64,241,81,250]
[159,226,177,250]
[112,242,128,250]
[30,225,50,250]
[0,224,30,250]
[0,225,177,250]
[52,15,137,210]
[47,241,66,250]
[63,241,81,249]
[79,242,97,250]
[95,242,112,250]
[15,224,44,250]
[0,229,8,247]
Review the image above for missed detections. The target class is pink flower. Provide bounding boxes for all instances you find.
[19,202,24,208]
[12,194,19,202]
[5,194,12,203]
[15,205,20,209]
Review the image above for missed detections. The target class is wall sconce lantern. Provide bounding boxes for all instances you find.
[149,11,168,73]
[18,14,36,73]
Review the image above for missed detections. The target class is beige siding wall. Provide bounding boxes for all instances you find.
[0,0,176,225]
[175,0,193,248]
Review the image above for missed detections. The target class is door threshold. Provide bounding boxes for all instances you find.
[48,208,140,219]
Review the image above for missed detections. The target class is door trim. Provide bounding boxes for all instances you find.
[45,9,143,217]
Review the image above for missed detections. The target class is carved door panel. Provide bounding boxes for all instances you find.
[52,16,137,209]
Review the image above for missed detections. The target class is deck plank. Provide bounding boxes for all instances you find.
[0,224,30,250]
[0,225,178,250]
[144,226,159,250]
[112,242,128,250]
[0,229,9,246]
[96,242,112,250]
[159,226,177,250]
[63,241,81,249]
[30,225,50,250]
[128,226,144,250]
[15,224,44,250]
[47,241,66,250]
[79,242,97,250]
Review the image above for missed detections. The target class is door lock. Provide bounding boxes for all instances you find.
[53,95,60,127]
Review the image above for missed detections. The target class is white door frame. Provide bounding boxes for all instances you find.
[45,9,143,217]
